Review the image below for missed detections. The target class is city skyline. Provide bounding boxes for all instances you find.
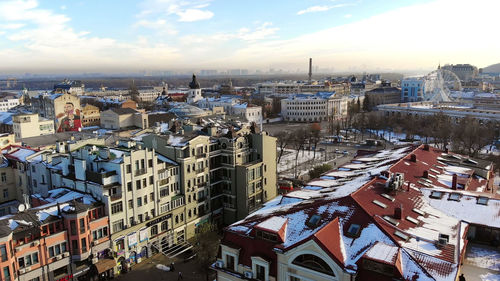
[0,0,499,74]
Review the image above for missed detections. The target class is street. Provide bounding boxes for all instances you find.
[114,253,213,281]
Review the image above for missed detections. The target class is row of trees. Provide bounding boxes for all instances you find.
[275,123,322,177]
[342,111,498,157]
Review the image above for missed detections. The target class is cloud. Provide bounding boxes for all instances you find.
[0,23,25,29]
[344,14,352,18]
[134,19,178,35]
[136,0,214,23]
[236,22,278,41]
[177,9,213,22]
[0,0,180,72]
[297,5,332,15]
[297,4,350,15]
[229,0,500,71]
[60,5,66,10]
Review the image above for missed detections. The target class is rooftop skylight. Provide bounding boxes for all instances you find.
[372,200,387,209]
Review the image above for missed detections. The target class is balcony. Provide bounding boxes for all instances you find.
[135,168,146,176]
[195,168,206,174]
[195,153,206,159]
[86,170,119,186]
[158,178,169,186]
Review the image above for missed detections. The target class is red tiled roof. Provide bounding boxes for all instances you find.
[313,217,345,267]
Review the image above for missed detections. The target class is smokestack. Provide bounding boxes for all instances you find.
[308,58,312,84]
[452,174,457,190]
[394,204,403,220]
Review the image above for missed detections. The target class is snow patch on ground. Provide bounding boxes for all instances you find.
[480,272,500,281]
[466,246,500,271]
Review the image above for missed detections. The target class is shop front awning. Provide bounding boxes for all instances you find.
[95,258,117,274]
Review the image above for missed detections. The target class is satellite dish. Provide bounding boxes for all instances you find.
[18,204,26,212]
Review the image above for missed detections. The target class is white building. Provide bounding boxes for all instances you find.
[197,97,262,123]
[281,92,348,122]
[0,94,20,112]
[12,113,55,140]
[187,74,203,104]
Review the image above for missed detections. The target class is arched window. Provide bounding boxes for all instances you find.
[292,254,335,276]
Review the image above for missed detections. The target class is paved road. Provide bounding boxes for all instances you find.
[115,253,213,281]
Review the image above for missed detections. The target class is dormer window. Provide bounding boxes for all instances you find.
[430,191,443,199]
[307,215,321,227]
[477,197,489,205]
[346,224,361,237]
[448,193,461,201]
[255,230,278,242]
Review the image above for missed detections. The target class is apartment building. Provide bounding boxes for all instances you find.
[12,113,54,140]
[141,127,277,225]
[0,94,20,112]
[30,92,82,133]
[0,189,109,281]
[100,108,148,130]
[22,140,186,275]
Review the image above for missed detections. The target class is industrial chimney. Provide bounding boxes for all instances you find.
[308,58,312,84]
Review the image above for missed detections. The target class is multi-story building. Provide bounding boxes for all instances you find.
[281,92,348,122]
[81,104,101,127]
[30,92,82,133]
[442,64,479,81]
[197,97,263,123]
[24,140,187,275]
[0,189,110,281]
[0,93,20,112]
[141,127,277,225]
[53,80,85,95]
[377,101,500,122]
[12,113,54,139]
[258,82,350,96]
[401,78,425,102]
[213,145,497,281]
[100,108,148,130]
[364,86,401,107]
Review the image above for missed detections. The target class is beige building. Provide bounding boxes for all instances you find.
[142,128,277,225]
[100,108,148,130]
[364,86,401,107]
[12,113,54,139]
[82,104,101,127]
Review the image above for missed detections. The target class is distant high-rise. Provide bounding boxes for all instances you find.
[308,58,312,84]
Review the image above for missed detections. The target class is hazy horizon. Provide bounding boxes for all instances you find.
[0,0,499,74]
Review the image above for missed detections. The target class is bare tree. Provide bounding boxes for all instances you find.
[309,123,321,160]
[276,131,290,164]
[291,128,308,178]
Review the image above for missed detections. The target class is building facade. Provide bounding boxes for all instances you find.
[81,104,101,127]
[281,92,348,122]
[30,92,82,133]
[401,78,425,102]
[12,113,54,140]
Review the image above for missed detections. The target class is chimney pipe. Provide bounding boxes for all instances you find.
[423,170,429,178]
[394,205,403,219]
[452,174,458,190]
[410,154,417,162]
[423,144,430,151]
[308,58,312,84]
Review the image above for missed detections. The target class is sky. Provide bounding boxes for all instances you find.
[0,0,499,74]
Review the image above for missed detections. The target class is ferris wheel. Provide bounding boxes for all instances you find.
[423,68,462,102]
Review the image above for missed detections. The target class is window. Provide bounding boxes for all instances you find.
[81,238,87,252]
[226,254,235,271]
[3,267,9,279]
[136,180,141,190]
[70,220,77,235]
[80,218,85,234]
[128,199,133,209]
[144,195,148,204]
[148,159,153,168]
[161,221,168,231]
[0,245,7,261]
[143,178,147,187]
[111,202,123,214]
[448,193,461,201]
[0,173,6,183]
[151,225,158,236]
[290,276,300,281]
[430,191,443,199]
[137,197,142,207]
[477,196,489,205]
[149,176,154,185]
[150,192,154,202]
[127,182,132,192]
[307,215,321,227]
[112,220,124,232]
[346,224,361,237]
[255,264,266,281]
[292,254,335,276]
[126,165,131,173]
[72,240,78,253]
